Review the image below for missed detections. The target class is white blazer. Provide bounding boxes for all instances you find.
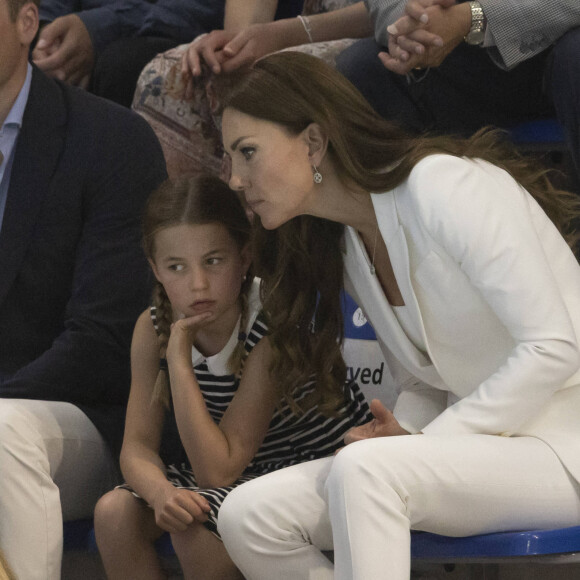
[344,154,580,483]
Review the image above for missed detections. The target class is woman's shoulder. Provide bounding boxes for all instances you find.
[406,154,507,192]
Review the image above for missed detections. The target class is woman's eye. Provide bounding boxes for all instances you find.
[169,264,184,272]
[206,257,221,266]
[240,147,255,161]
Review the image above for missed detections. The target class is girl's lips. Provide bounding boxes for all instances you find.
[190,300,215,312]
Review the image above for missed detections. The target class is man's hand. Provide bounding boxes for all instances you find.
[379,0,471,75]
[151,486,211,533]
[344,399,410,445]
[32,14,94,87]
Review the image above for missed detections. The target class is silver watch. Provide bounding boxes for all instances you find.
[465,1,486,46]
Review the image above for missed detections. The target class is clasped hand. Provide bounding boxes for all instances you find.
[343,399,410,446]
[379,0,471,75]
[151,485,211,534]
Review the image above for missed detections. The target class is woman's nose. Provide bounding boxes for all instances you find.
[229,166,246,192]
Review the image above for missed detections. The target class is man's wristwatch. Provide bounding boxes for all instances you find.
[464,1,486,46]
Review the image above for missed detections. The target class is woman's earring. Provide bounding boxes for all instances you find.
[312,165,322,184]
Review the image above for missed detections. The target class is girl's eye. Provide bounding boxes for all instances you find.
[240,147,255,161]
[169,264,184,272]
[206,257,221,266]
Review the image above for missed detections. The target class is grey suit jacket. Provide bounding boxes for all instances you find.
[365,0,580,68]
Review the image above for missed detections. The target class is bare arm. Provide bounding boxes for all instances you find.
[166,317,278,488]
[120,311,211,533]
[224,0,279,31]
[218,2,373,74]
[183,2,372,76]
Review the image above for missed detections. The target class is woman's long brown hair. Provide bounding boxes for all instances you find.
[221,51,580,415]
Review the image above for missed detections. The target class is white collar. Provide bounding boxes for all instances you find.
[191,317,241,376]
[189,277,262,376]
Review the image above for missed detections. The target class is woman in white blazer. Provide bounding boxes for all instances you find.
[217,51,580,580]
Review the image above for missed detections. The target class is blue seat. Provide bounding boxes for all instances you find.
[64,520,580,576]
[509,118,566,149]
[411,526,580,560]
[411,526,580,579]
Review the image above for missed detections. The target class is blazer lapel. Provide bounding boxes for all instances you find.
[344,193,444,388]
[0,69,66,304]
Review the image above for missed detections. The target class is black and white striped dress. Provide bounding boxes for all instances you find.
[122,282,372,539]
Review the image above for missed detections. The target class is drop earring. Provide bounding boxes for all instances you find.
[312,165,322,184]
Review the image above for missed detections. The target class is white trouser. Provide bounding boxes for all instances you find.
[0,399,119,580]
[219,434,580,580]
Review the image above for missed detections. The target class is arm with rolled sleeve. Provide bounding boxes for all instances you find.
[405,155,580,436]
[365,0,580,70]
[480,0,580,69]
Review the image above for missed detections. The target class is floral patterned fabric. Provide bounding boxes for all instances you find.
[132,0,360,179]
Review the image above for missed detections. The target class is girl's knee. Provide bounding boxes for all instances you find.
[94,489,136,535]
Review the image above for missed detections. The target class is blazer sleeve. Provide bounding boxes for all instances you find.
[406,155,580,436]
[78,0,153,56]
[480,0,580,69]
[1,102,167,407]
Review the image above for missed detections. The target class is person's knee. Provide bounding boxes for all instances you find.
[94,489,133,539]
[327,438,415,499]
[552,27,580,73]
[0,400,41,456]
[336,38,385,89]
[217,485,253,546]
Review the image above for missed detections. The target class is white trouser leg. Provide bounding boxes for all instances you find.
[0,399,119,580]
[219,457,336,579]
[220,435,580,580]
[327,434,580,580]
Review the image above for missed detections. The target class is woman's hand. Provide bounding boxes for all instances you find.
[344,399,410,445]
[151,485,211,533]
[165,313,212,369]
[181,30,237,77]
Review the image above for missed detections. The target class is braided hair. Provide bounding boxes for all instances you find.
[143,176,253,407]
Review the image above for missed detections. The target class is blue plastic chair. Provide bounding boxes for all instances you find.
[509,118,566,151]
[411,526,580,579]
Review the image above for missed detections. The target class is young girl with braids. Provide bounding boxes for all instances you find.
[93,175,371,580]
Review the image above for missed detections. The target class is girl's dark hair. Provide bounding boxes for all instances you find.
[221,50,580,415]
[143,175,252,407]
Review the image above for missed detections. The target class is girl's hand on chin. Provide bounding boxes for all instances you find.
[166,312,212,366]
